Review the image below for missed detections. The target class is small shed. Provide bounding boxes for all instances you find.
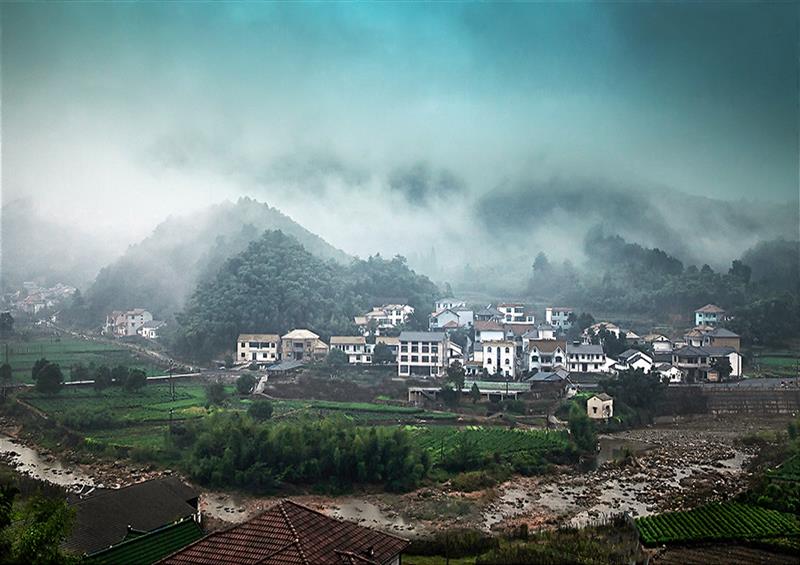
[586,393,613,419]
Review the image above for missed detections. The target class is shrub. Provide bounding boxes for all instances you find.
[236,374,257,395]
[248,399,274,421]
[407,528,499,558]
[123,369,147,392]
[205,381,226,405]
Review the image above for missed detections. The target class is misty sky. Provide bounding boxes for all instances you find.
[2,1,798,256]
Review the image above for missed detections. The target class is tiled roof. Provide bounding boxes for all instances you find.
[399,331,445,342]
[160,500,408,565]
[85,517,203,565]
[329,336,366,345]
[695,304,725,313]
[527,339,567,354]
[474,320,504,332]
[282,329,320,340]
[65,478,198,555]
[238,334,280,342]
[707,327,739,338]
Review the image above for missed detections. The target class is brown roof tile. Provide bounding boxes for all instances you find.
[160,500,408,565]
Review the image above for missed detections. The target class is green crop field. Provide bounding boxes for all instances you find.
[0,337,163,382]
[636,503,800,546]
[22,382,233,424]
[406,425,572,463]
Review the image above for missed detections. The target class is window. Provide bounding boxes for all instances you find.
[504,358,510,365]
[421,356,429,363]
[400,365,409,374]
[411,356,419,362]
[505,347,510,353]
[487,346,492,353]
[487,358,492,364]
[400,355,408,362]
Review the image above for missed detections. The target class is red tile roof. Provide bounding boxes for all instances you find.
[160,500,408,565]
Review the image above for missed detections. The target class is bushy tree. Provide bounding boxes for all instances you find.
[123,369,147,392]
[92,365,112,393]
[205,381,226,405]
[33,362,63,395]
[110,365,129,384]
[247,399,273,421]
[568,403,596,453]
[470,382,481,404]
[69,363,89,382]
[371,342,395,365]
[446,361,466,395]
[236,373,257,395]
[326,348,348,370]
[0,313,14,338]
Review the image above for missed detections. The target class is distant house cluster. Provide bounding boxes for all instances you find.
[235,299,744,388]
[105,309,166,338]
[2,281,76,317]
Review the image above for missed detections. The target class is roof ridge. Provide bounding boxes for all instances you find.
[279,500,309,565]
[279,499,411,544]
[257,538,305,564]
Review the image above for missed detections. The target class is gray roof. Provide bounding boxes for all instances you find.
[674,345,738,358]
[526,371,567,382]
[707,327,739,338]
[399,331,446,342]
[567,343,604,355]
[592,393,613,401]
[266,360,305,372]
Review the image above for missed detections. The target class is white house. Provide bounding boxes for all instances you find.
[655,363,684,383]
[355,304,414,336]
[567,343,612,373]
[398,331,450,378]
[482,340,516,378]
[545,307,574,329]
[694,304,727,327]
[435,298,466,312]
[330,336,372,364]
[137,320,166,340]
[237,333,281,364]
[587,393,614,420]
[671,345,742,381]
[429,308,473,331]
[105,309,154,337]
[583,322,621,341]
[644,333,673,353]
[526,339,567,373]
[474,320,505,344]
[497,303,535,325]
[615,349,654,374]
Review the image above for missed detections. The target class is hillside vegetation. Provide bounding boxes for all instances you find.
[80,198,350,322]
[173,230,438,360]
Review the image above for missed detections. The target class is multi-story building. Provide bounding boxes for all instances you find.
[237,333,281,364]
[545,307,574,329]
[105,309,154,337]
[526,339,567,373]
[567,343,612,373]
[497,303,535,325]
[281,329,329,362]
[474,320,505,344]
[137,320,166,340]
[482,340,516,378]
[354,304,415,336]
[398,331,449,378]
[429,308,473,330]
[694,304,727,327]
[330,336,372,364]
[672,345,742,381]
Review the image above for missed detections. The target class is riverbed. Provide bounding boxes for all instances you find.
[0,415,787,536]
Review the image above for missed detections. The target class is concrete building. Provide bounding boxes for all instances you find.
[694,304,727,327]
[567,343,611,373]
[526,339,567,373]
[672,345,742,381]
[435,298,466,311]
[330,336,371,364]
[587,393,614,420]
[482,340,516,378]
[615,349,654,373]
[105,309,153,337]
[545,307,574,329]
[281,329,328,362]
[497,303,535,325]
[398,331,449,378]
[137,320,166,340]
[237,333,281,364]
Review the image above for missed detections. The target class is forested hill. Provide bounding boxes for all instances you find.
[82,198,350,321]
[173,230,439,361]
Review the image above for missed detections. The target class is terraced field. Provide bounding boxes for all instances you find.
[636,502,800,546]
[406,425,573,463]
[1,337,162,382]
